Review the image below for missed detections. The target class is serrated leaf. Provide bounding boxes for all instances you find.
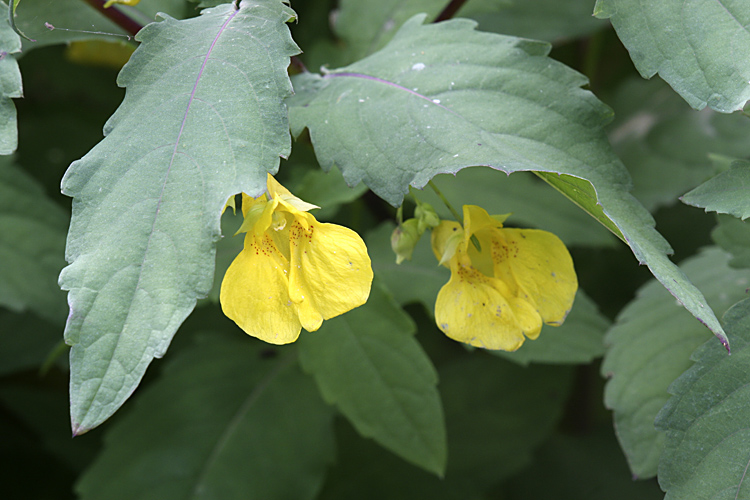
[712,214,750,269]
[297,282,446,475]
[60,0,300,434]
[0,159,68,322]
[77,331,335,500]
[288,14,729,350]
[602,247,750,479]
[0,2,22,154]
[494,290,609,366]
[656,298,750,500]
[594,0,750,112]
[681,160,750,220]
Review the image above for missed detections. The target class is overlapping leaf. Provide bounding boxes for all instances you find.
[594,0,750,112]
[77,331,335,500]
[60,0,299,434]
[712,214,750,269]
[0,160,68,322]
[298,282,446,475]
[602,247,750,479]
[656,298,750,500]
[288,14,728,349]
[0,2,22,154]
[681,160,750,220]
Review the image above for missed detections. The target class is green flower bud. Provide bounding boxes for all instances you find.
[391,218,421,264]
[415,202,440,233]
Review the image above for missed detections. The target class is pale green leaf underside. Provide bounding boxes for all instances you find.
[289,14,728,349]
[0,2,22,155]
[594,0,750,112]
[656,298,750,500]
[681,160,750,220]
[77,332,334,500]
[602,247,750,479]
[298,283,447,476]
[60,0,299,434]
[0,159,68,323]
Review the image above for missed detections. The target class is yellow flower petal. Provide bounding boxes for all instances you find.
[288,219,373,331]
[220,232,302,345]
[435,262,529,351]
[431,220,462,266]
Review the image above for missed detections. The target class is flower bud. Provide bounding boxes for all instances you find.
[391,218,421,264]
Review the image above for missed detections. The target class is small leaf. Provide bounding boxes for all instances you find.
[0,159,68,322]
[712,214,750,269]
[0,2,22,154]
[656,298,750,500]
[298,281,447,476]
[61,0,300,434]
[493,290,610,366]
[594,0,750,112]
[289,14,730,350]
[681,160,750,220]
[602,247,750,479]
[76,331,335,500]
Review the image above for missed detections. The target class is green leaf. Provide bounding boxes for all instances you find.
[0,159,68,322]
[318,358,573,499]
[288,14,730,350]
[60,1,300,434]
[681,160,750,220]
[77,331,335,500]
[608,78,750,211]
[298,282,446,476]
[594,0,750,112]
[494,290,609,366]
[656,298,750,500]
[712,214,750,269]
[602,247,750,479]
[0,310,62,376]
[288,165,368,220]
[0,2,22,154]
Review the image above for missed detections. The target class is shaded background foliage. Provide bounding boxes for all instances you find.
[2,0,749,499]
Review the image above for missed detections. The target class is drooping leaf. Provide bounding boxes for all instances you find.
[656,298,750,500]
[60,0,300,434]
[493,290,609,366]
[288,14,729,349]
[593,0,750,112]
[298,282,446,476]
[0,2,22,154]
[318,356,572,499]
[77,331,335,500]
[0,159,68,322]
[602,247,750,479]
[712,214,750,269]
[607,78,750,211]
[681,160,750,220]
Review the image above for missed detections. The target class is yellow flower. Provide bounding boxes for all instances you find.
[431,205,577,351]
[220,174,373,345]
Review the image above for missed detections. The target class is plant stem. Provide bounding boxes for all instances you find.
[434,0,470,22]
[81,0,145,37]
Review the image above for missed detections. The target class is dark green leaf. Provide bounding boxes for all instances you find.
[0,159,68,322]
[289,14,729,350]
[494,290,609,366]
[0,2,22,154]
[681,160,750,220]
[77,331,335,500]
[594,0,750,112]
[602,247,750,479]
[0,310,62,375]
[60,1,300,433]
[712,214,750,269]
[298,282,446,475]
[657,298,750,499]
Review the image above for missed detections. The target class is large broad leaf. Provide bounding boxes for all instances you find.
[0,159,68,322]
[298,282,446,476]
[1,2,22,154]
[594,0,750,112]
[712,214,750,269]
[77,331,335,500]
[656,298,750,500]
[608,78,750,211]
[602,247,750,479]
[288,14,729,350]
[60,0,300,434]
[681,160,750,220]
